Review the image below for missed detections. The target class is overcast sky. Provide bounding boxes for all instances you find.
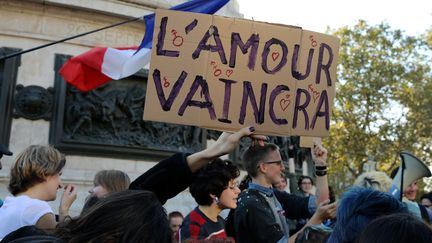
[236,0,432,36]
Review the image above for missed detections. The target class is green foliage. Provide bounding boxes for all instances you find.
[324,20,432,194]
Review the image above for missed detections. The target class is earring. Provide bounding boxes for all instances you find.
[214,197,220,204]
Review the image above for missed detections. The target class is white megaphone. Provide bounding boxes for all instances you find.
[389,151,431,200]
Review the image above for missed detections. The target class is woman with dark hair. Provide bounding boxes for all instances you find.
[357,213,432,243]
[178,159,240,241]
[55,190,171,243]
[1,190,171,243]
[297,176,314,197]
[294,175,316,233]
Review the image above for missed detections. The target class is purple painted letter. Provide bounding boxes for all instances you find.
[178,75,216,120]
[261,38,288,74]
[218,78,237,124]
[315,43,333,86]
[229,33,259,70]
[192,26,227,64]
[310,90,329,130]
[269,85,289,125]
[156,17,180,57]
[239,81,267,125]
[291,45,314,80]
[292,88,311,129]
[153,69,187,111]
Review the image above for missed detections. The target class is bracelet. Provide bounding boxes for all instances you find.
[315,165,327,171]
[315,170,327,176]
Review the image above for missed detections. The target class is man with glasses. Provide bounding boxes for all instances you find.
[232,142,332,242]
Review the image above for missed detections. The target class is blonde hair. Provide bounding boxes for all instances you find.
[94,170,130,193]
[354,171,392,192]
[8,145,65,195]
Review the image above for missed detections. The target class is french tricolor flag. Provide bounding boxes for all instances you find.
[60,0,229,92]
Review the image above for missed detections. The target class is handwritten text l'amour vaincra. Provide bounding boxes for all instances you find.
[144,10,340,137]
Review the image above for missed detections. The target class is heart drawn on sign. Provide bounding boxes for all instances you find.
[226,69,233,77]
[271,52,279,61]
[279,97,291,111]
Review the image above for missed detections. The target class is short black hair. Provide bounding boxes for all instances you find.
[297,175,314,188]
[357,213,432,243]
[190,159,239,206]
[420,192,432,202]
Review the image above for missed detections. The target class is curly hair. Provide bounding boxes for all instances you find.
[297,175,314,188]
[190,158,240,206]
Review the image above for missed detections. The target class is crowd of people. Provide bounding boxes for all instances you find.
[0,127,432,243]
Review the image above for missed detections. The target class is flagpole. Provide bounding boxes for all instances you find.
[0,16,142,61]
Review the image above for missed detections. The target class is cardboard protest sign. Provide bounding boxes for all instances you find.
[300,137,322,148]
[144,9,340,137]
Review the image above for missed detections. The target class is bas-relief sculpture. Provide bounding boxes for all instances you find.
[48,54,206,158]
[60,78,205,154]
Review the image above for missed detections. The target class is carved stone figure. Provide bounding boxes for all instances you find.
[61,81,204,154]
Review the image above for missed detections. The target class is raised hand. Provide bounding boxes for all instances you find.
[187,126,266,172]
[312,143,328,166]
[210,126,267,157]
[59,184,77,222]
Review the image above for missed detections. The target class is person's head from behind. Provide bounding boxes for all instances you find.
[353,171,392,192]
[357,213,432,243]
[190,158,240,209]
[273,173,288,191]
[56,190,172,243]
[89,170,130,198]
[391,166,418,200]
[242,143,284,185]
[8,145,65,201]
[168,211,184,235]
[327,187,407,243]
[298,175,314,194]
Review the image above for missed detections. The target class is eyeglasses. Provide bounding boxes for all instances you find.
[257,160,284,168]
